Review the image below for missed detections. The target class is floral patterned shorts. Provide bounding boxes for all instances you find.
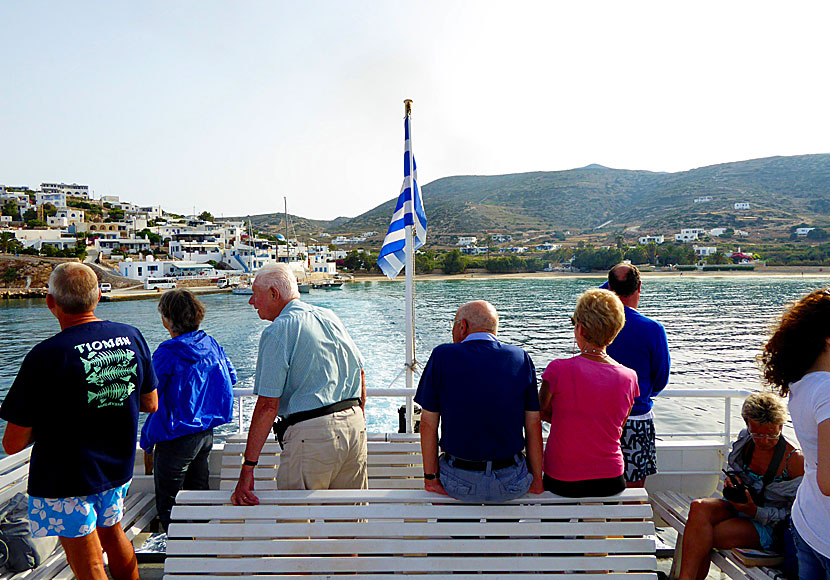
[28,481,131,538]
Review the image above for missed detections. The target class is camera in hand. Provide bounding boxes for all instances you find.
[723,483,749,503]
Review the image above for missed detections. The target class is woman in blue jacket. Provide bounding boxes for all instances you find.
[141,289,236,531]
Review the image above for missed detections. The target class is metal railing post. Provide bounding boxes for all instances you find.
[406,395,414,433]
[724,397,732,447]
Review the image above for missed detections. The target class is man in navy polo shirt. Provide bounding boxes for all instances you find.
[415,300,543,502]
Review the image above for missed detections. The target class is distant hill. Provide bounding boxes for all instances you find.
[231,154,830,241]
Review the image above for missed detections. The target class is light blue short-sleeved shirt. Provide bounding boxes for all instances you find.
[254,299,364,417]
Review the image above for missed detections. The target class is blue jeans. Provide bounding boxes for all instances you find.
[791,522,830,580]
[153,429,213,531]
[438,454,532,503]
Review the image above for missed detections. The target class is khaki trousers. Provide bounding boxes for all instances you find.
[276,406,368,490]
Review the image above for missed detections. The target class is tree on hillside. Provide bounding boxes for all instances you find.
[0,231,16,253]
[807,227,829,241]
[199,211,214,222]
[2,200,19,218]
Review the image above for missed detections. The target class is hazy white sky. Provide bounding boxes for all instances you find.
[2,1,829,220]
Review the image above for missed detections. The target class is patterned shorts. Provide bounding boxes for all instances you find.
[28,481,131,538]
[620,419,658,482]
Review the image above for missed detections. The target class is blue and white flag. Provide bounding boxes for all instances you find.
[377,115,428,278]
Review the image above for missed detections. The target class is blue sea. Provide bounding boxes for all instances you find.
[2,276,828,444]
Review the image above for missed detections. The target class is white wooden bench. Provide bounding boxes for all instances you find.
[165,488,657,579]
[0,448,157,580]
[651,489,786,580]
[220,433,424,490]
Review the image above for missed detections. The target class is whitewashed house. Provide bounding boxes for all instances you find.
[638,235,664,245]
[693,246,718,257]
[734,202,750,210]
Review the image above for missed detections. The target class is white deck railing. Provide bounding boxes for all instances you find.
[232,387,754,445]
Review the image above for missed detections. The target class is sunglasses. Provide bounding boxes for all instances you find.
[748,431,780,441]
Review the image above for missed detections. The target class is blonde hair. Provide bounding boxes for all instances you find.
[48,263,99,314]
[573,288,625,347]
[741,391,788,426]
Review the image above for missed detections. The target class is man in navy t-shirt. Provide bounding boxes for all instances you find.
[415,300,543,502]
[604,263,671,488]
[1,263,158,580]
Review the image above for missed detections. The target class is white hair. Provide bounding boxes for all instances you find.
[254,263,300,300]
[456,300,499,334]
[48,262,99,314]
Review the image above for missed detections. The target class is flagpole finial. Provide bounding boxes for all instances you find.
[404,99,413,117]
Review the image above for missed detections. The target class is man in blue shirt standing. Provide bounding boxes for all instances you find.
[606,263,671,488]
[415,300,544,502]
[231,264,367,505]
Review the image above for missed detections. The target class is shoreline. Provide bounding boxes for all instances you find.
[352,265,830,283]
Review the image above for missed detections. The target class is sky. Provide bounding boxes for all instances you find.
[2,1,830,220]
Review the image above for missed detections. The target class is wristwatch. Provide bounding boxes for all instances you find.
[423,473,437,480]
[243,459,258,467]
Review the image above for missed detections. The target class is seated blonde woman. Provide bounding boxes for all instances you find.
[539,288,639,497]
[677,392,804,580]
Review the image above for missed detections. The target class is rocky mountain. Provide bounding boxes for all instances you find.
[233,154,830,240]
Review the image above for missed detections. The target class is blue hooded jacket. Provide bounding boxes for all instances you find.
[140,330,236,450]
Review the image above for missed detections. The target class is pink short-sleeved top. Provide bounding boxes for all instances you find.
[541,356,639,481]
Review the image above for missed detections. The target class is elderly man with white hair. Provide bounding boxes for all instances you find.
[231,264,367,505]
[415,300,544,502]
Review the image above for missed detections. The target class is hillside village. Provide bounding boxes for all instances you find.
[0,182,349,289]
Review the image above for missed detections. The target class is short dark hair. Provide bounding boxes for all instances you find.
[157,288,205,335]
[608,263,641,297]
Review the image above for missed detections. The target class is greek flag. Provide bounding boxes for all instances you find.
[377,115,428,278]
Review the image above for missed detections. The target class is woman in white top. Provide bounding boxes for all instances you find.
[761,288,830,579]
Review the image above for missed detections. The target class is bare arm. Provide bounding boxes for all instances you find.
[140,390,158,413]
[818,419,830,496]
[419,409,447,495]
[360,369,366,416]
[2,423,33,455]
[539,379,552,424]
[525,411,544,493]
[231,395,280,506]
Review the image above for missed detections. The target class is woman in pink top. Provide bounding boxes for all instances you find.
[540,288,639,497]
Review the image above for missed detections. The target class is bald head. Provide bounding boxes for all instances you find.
[453,300,498,342]
[607,263,641,308]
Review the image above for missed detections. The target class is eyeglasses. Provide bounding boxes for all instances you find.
[748,432,780,441]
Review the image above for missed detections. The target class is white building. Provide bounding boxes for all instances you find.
[94,236,152,255]
[535,243,561,251]
[734,202,750,210]
[101,195,120,203]
[735,230,749,237]
[491,234,513,243]
[169,231,223,263]
[310,258,337,274]
[694,196,713,203]
[56,208,85,224]
[35,192,67,208]
[12,229,77,250]
[796,227,815,237]
[0,192,31,216]
[0,216,12,224]
[140,205,163,220]
[693,245,718,257]
[47,216,69,228]
[708,228,727,237]
[457,236,477,247]
[460,246,488,255]
[638,235,664,245]
[41,183,89,199]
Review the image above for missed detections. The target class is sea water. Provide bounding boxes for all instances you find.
[1,276,828,444]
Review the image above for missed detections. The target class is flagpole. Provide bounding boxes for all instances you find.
[404,99,415,433]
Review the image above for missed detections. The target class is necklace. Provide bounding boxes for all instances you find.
[580,348,608,358]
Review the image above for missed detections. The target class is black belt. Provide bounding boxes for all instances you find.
[272,398,361,449]
[443,452,524,472]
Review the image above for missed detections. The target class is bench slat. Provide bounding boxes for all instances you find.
[164,572,657,580]
[168,520,655,538]
[169,503,653,521]
[175,488,650,504]
[165,555,658,574]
